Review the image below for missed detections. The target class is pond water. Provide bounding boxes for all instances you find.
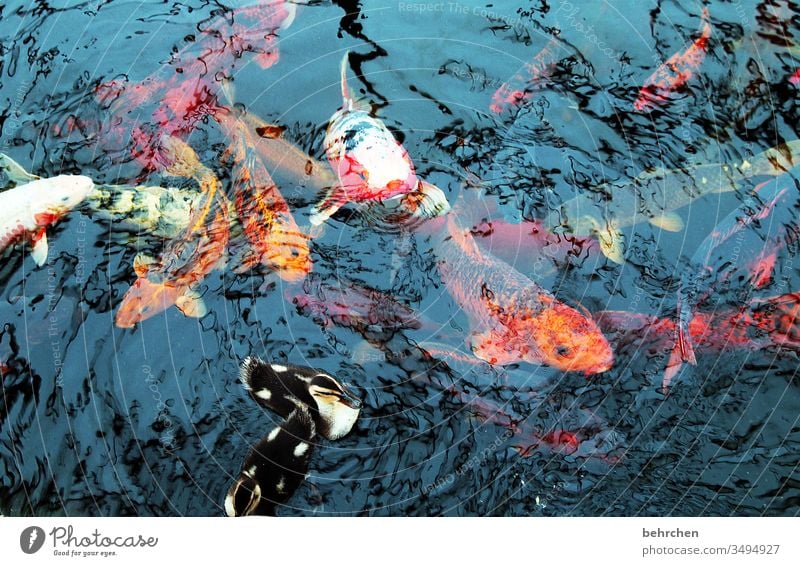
[1,0,799,516]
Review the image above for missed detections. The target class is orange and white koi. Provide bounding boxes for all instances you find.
[424,205,613,375]
[115,139,229,327]
[215,109,312,282]
[311,53,448,225]
[633,8,711,112]
[0,157,93,266]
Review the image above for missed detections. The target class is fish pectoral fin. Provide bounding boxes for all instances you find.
[661,345,685,394]
[591,220,625,264]
[175,288,207,319]
[677,324,697,365]
[0,153,39,184]
[649,212,684,232]
[309,186,348,226]
[30,230,49,266]
[133,253,157,278]
[470,330,519,366]
[403,180,451,218]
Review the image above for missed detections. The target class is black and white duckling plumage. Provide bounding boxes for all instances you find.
[225,357,362,516]
[239,356,362,440]
[225,404,316,517]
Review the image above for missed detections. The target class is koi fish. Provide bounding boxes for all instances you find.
[424,197,613,374]
[230,109,338,195]
[790,69,800,85]
[115,139,230,327]
[215,108,312,282]
[310,53,449,225]
[548,140,800,263]
[289,273,422,334]
[664,170,800,388]
[452,390,621,462]
[490,37,562,114]
[1,150,210,241]
[597,292,800,368]
[469,217,600,277]
[0,155,94,266]
[95,1,297,173]
[633,8,711,111]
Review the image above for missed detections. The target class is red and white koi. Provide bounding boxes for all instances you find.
[0,165,93,266]
[311,53,448,225]
[633,8,712,112]
[490,37,562,114]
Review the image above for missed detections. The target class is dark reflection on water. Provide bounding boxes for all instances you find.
[1,0,800,516]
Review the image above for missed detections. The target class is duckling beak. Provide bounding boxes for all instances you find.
[340,388,363,409]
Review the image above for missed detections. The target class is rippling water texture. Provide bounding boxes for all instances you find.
[1,0,799,516]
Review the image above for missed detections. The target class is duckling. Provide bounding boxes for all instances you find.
[225,404,316,517]
[239,356,362,440]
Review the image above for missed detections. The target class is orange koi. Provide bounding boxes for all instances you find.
[633,8,711,112]
[215,109,311,282]
[425,208,613,375]
[490,37,561,114]
[115,140,230,327]
[597,292,800,362]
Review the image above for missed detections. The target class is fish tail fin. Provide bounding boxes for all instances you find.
[340,51,352,109]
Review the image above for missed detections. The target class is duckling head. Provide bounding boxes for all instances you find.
[307,373,362,441]
[225,472,263,517]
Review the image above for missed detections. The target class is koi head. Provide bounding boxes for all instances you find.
[33,175,94,222]
[534,303,614,375]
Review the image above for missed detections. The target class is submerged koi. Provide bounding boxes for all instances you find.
[0,155,93,266]
[95,1,297,172]
[311,52,448,225]
[548,139,800,263]
[115,139,230,327]
[490,37,562,114]
[289,274,422,334]
[666,171,800,388]
[597,292,800,367]
[216,108,311,282]
[423,200,613,375]
[633,8,711,112]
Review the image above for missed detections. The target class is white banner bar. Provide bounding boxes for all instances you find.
[1,517,799,565]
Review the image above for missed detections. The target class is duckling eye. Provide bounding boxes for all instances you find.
[556,345,570,357]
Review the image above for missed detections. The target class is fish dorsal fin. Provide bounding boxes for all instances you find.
[338,51,370,112]
[0,153,39,187]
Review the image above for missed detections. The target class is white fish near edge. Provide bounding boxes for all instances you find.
[0,172,94,266]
